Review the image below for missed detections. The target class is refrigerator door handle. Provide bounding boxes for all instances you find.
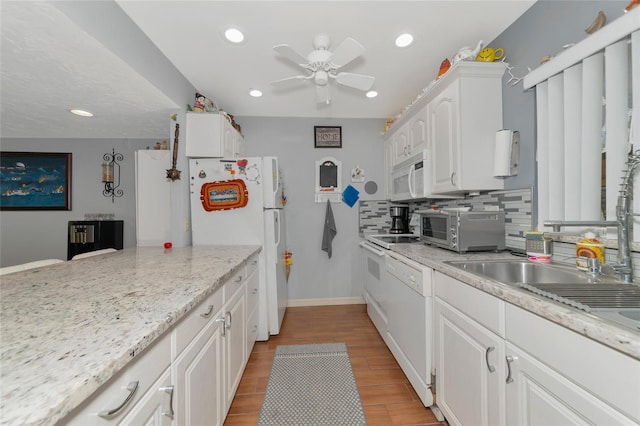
[274,210,281,254]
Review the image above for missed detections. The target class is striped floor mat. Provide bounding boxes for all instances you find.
[258,342,367,425]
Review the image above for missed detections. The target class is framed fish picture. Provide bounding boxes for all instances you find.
[0,152,72,210]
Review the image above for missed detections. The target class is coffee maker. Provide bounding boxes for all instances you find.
[389,206,410,234]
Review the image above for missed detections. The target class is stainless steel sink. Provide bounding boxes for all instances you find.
[444,259,602,285]
[445,259,640,330]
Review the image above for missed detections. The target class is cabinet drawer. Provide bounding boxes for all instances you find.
[434,271,505,337]
[224,265,247,303]
[173,288,224,356]
[506,304,640,422]
[61,332,171,425]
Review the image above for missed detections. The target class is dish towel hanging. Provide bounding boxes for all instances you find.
[321,199,337,258]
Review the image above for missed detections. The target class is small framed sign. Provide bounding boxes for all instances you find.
[314,126,342,148]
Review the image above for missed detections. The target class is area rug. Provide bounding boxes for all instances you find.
[258,342,367,425]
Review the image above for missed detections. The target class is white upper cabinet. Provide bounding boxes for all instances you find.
[185,113,244,158]
[429,62,506,194]
[384,62,507,197]
[388,106,429,167]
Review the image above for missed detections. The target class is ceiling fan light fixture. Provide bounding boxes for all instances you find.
[69,109,93,117]
[395,33,414,48]
[249,89,263,98]
[366,90,378,98]
[223,27,245,44]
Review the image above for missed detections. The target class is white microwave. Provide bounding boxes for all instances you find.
[391,150,432,201]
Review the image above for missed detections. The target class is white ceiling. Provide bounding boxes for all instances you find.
[1,1,536,140]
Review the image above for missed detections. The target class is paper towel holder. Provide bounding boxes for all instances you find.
[493,130,520,178]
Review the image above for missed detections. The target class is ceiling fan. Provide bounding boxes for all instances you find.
[271,34,375,105]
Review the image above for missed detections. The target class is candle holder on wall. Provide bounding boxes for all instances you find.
[102,148,123,202]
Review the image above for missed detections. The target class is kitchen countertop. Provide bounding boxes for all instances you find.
[390,243,640,360]
[0,245,261,426]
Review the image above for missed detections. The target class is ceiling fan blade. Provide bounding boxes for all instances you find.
[273,44,308,67]
[271,75,310,88]
[335,72,375,91]
[316,85,330,104]
[330,38,365,68]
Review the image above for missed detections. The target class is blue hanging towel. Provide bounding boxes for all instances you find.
[321,200,337,258]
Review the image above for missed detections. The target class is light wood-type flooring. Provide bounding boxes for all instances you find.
[224,304,443,425]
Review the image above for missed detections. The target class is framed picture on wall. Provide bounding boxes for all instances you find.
[314,126,342,148]
[0,152,72,210]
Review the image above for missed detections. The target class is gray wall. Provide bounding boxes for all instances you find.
[0,138,154,266]
[493,0,628,192]
[239,116,386,301]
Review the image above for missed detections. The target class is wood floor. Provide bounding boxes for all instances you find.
[224,304,442,425]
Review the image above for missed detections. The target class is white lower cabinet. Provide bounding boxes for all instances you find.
[505,304,640,425]
[434,273,505,426]
[173,307,224,426]
[504,342,636,425]
[434,271,640,426]
[223,284,247,414]
[61,255,258,426]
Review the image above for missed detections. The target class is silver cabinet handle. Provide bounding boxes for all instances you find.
[506,355,517,383]
[159,385,174,418]
[200,304,214,318]
[215,317,226,336]
[235,275,243,282]
[226,311,232,329]
[485,346,496,373]
[98,381,139,417]
[450,172,456,186]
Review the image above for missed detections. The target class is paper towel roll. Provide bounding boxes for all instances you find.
[493,130,513,177]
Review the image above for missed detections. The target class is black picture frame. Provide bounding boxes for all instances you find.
[0,152,72,210]
[314,126,342,148]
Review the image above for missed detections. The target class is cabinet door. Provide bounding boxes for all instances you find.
[222,120,236,158]
[505,342,636,425]
[223,285,247,414]
[119,369,172,426]
[392,124,409,165]
[185,113,224,158]
[173,316,224,426]
[430,84,459,193]
[408,108,428,154]
[384,139,394,199]
[435,297,505,426]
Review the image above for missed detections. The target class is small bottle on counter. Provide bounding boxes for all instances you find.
[576,232,605,271]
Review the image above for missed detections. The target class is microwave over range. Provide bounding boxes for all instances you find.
[419,209,506,253]
[391,150,457,202]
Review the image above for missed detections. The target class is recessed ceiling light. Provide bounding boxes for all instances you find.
[69,109,93,117]
[395,33,414,48]
[366,90,378,98]
[224,27,245,43]
[249,89,263,98]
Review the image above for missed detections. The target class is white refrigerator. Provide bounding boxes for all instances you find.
[189,156,287,340]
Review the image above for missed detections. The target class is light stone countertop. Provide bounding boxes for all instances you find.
[390,243,640,360]
[0,245,261,426]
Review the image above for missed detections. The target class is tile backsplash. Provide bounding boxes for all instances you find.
[358,188,533,251]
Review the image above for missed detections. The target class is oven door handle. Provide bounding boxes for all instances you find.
[359,241,386,256]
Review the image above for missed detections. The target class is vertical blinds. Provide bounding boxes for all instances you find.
[523,9,640,242]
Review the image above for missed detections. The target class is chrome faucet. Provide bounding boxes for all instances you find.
[544,150,639,284]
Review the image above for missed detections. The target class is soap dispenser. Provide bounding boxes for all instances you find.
[576,232,605,271]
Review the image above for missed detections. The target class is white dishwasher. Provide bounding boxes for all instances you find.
[385,251,434,407]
